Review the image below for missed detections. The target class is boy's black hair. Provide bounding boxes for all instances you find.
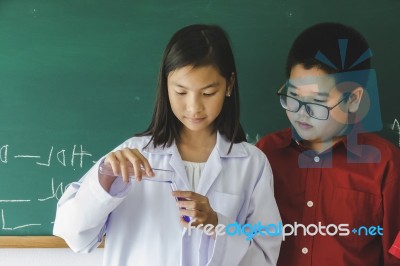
[286,22,371,77]
[137,24,246,151]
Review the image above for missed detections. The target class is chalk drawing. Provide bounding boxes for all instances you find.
[36,146,53,167]
[0,144,95,233]
[246,133,261,144]
[38,178,65,202]
[0,200,31,203]
[71,145,93,168]
[2,145,95,168]
[391,118,400,147]
[1,209,41,231]
[0,145,8,163]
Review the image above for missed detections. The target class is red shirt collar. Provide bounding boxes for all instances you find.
[280,127,363,157]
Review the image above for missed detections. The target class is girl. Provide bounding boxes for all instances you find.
[53,24,281,266]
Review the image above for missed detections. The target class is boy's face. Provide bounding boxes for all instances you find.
[285,64,351,147]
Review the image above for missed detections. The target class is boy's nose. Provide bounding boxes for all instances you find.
[297,105,309,118]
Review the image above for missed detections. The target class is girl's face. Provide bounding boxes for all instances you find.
[167,65,231,135]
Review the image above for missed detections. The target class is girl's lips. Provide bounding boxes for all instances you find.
[186,117,206,124]
[296,121,313,130]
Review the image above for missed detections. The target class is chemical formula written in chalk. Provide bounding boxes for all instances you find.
[0,145,95,168]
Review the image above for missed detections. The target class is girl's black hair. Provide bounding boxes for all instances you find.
[137,24,246,152]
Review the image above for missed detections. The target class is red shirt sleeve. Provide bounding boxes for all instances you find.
[390,232,400,259]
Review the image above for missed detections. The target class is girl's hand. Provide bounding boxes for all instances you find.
[172,191,218,234]
[103,148,154,183]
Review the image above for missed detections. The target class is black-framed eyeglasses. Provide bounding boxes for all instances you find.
[277,83,351,120]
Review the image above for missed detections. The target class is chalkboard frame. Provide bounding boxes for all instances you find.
[0,236,104,248]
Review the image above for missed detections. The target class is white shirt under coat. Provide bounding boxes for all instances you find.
[53,132,282,266]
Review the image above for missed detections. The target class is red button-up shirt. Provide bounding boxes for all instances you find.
[390,232,400,259]
[256,128,400,266]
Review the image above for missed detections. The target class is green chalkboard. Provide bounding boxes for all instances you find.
[0,0,399,237]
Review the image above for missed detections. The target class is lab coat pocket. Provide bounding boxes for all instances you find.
[212,191,243,220]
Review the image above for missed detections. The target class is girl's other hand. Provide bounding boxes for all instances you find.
[172,191,218,237]
[104,148,154,183]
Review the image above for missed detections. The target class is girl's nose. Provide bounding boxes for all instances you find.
[186,95,204,113]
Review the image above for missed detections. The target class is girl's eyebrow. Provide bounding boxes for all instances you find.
[172,81,220,90]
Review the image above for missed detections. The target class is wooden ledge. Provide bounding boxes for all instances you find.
[0,236,104,248]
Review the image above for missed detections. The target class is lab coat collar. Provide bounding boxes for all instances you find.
[215,131,248,158]
[142,131,248,158]
[143,132,248,195]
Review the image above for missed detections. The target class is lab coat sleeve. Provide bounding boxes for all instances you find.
[53,157,131,253]
[200,159,282,266]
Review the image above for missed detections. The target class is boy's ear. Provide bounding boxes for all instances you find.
[348,87,364,113]
[226,72,235,97]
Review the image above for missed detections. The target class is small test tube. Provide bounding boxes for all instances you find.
[99,163,190,222]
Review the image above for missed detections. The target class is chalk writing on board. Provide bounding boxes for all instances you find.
[0,145,8,163]
[1,209,41,231]
[0,144,96,232]
[0,145,93,168]
[392,118,400,147]
[38,178,66,202]
[0,178,71,230]
[246,133,261,144]
[14,155,41,158]
[0,200,31,203]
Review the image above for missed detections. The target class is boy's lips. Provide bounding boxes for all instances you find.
[296,121,313,130]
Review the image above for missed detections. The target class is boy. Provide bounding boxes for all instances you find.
[256,22,400,265]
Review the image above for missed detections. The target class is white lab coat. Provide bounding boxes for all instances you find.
[53,132,282,266]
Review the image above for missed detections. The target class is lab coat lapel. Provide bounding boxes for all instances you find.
[169,145,191,191]
[196,147,222,196]
[196,132,248,196]
[196,132,227,196]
